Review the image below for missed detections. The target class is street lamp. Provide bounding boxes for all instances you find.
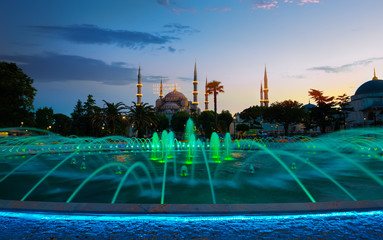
[364,117,366,128]
[20,122,24,128]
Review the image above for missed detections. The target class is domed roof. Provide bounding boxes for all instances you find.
[164,90,186,99]
[355,79,383,95]
[303,103,316,110]
[162,102,180,109]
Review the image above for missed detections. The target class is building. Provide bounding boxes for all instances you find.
[349,69,383,126]
[153,61,202,119]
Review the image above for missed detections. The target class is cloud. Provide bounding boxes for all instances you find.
[177,77,193,81]
[285,74,306,79]
[28,24,178,49]
[157,0,169,6]
[162,23,200,35]
[0,53,139,85]
[308,57,383,73]
[247,0,320,10]
[205,7,232,12]
[298,0,320,5]
[251,0,279,10]
[168,46,176,52]
[143,75,170,82]
[170,7,197,14]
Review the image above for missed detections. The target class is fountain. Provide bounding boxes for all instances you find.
[1,123,383,208]
[2,123,383,237]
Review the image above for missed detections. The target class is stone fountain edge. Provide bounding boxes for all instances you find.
[1,199,383,215]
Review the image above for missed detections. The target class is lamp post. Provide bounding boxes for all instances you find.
[364,117,366,128]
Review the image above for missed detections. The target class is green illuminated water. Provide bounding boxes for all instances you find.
[1,125,383,204]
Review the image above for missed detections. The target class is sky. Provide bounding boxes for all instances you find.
[1,0,383,116]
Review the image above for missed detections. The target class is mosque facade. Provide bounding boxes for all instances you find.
[136,61,204,119]
[349,69,383,126]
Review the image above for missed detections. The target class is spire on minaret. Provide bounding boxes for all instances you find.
[192,59,199,111]
[194,58,197,79]
[136,65,142,106]
[204,76,209,111]
[260,82,264,107]
[263,65,269,107]
[373,68,378,80]
[159,78,163,99]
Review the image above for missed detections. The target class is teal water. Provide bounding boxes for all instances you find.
[1,127,383,204]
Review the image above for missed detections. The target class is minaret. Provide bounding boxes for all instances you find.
[159,78,163,99]
[192,59,199,111]
[136,65,142,106]
[263,65,269,107]
[204,76,209,111]
[373,68,378,80]
[260,82,264,107]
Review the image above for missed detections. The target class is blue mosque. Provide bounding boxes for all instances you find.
[135,62,203,119]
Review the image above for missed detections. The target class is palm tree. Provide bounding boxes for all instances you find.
[91,106,105,137]
[206,80,224,131]
[127,102,157,138]
[102,100,127,135]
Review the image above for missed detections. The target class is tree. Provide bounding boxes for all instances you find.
[102,100,127,135]
[127,102,157,138]
[239,106,265,128]
[263,100,305,135]
[206,80,224,131]
[52,113,71,136]
[170,111,190,134]
[35,107,54,130]
[335,93,352,129]
[156,113,169,132]
[70,100,86,136]
[0,62,37,127]
[197,110,215,139]
[218,110,233,133]
[308,89,336,133]
[91,106,105,137]
[83,94,97,136]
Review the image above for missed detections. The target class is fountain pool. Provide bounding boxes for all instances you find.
[1,126,383,207]
[2,126,383,237]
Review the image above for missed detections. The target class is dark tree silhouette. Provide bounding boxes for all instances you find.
[263,100,305,135]
[102,100,127,135]
[206,80,224,131]
[127,102,157,138]
[0,62,36,127]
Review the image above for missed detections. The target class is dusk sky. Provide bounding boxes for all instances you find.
[1,0,383,115]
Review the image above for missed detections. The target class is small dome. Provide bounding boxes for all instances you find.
[164,90,186,100]
[303,103,316,110]
[355,79,383,95]
[162,102,180,109]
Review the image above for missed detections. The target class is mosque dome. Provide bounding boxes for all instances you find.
[164,90,187,100]
[303,103,316,110]
[355,69,383,96]
[355,79,383,95]
[162,102,180,109]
